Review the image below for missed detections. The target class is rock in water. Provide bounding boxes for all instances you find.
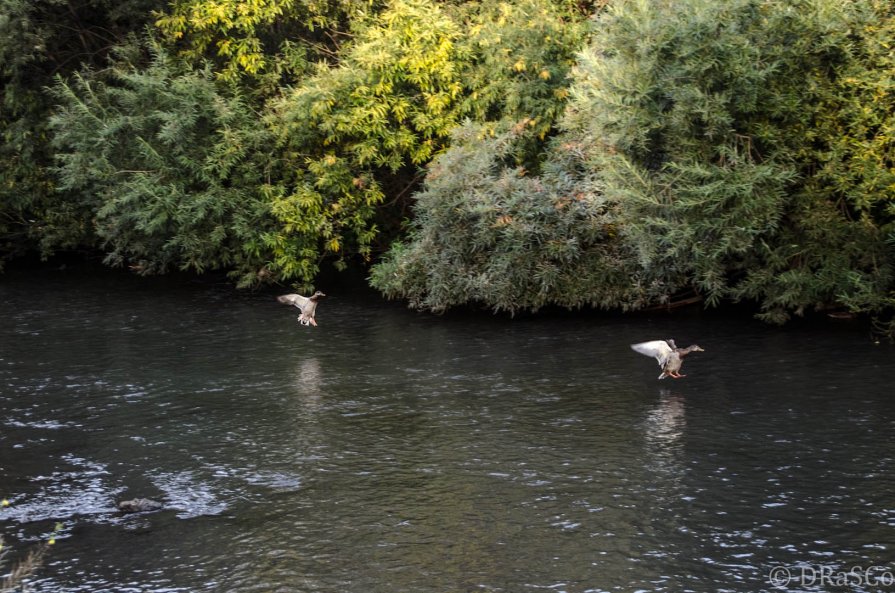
[117,498,164,513]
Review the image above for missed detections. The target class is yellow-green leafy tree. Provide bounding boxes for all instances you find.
[262,0,466,285]
[156,0,368,87]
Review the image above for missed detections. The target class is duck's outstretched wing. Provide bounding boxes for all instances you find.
[631,340,674,367]
[277,294,311,311]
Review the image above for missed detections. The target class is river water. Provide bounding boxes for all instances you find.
[1,267,893,592]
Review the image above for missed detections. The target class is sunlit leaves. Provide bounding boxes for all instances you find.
[813,0,895,221]
[262,0,463,282]
[157,0,300,80]
[459,0,588,142]
[156,0,372,83]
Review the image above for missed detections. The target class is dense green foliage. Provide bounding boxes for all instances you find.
[155,0,369,86]
[262,0,587,282]
[810,0,895,328]
[565,0,895,323]
[2,0,894,329]
[0,0,164,267]
[374,0,895,328]
[261,0,464,281]
[370,122,645,312]
[4,0,586,289]
[50,43,273,284]
[459,0,588,142]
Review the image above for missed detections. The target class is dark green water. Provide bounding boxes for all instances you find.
[1,268,893,592]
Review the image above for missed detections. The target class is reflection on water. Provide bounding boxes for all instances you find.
[1,267,894,593]
[645,390,686,447]
[644,390,686,483]
[293,357,324,412]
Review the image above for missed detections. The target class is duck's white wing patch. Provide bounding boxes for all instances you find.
[631,340,673,367]
[278,294,311,310]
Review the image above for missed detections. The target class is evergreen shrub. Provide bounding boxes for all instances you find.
[50,42,273,284]
[370,123,648,312]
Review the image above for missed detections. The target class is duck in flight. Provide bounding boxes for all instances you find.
[631,339,704,379]
[278,291,326,326]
